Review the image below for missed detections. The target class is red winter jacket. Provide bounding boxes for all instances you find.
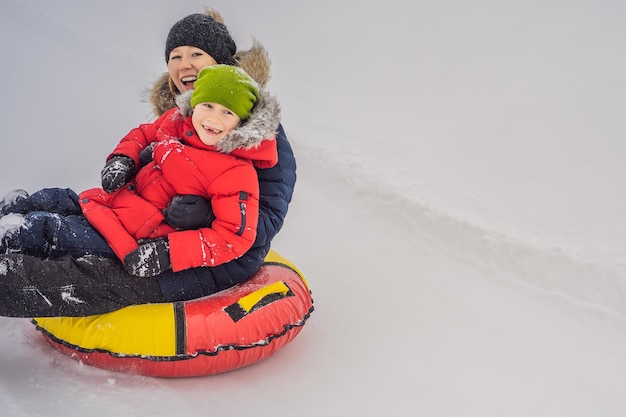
[79,90,280,272]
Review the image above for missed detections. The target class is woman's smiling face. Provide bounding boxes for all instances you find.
[167,46,218,93]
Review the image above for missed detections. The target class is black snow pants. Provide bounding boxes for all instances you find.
[0,253,165,317]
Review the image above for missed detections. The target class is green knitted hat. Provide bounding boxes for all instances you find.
[190,65,260,120]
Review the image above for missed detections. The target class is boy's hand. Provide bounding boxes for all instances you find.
[101,155,135,193]
[124,238,171,277]
[164,195,215,230]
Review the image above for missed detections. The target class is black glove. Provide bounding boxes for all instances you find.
[124,237,171,277]
[164,195,215,230]
[101,155,135,193]
[139,143,156,168]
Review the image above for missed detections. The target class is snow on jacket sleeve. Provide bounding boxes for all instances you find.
[106,109,179,167]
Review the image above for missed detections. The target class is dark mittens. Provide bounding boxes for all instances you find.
[124,238,171,277]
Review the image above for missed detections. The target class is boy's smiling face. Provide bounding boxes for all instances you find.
[192,102,242,146]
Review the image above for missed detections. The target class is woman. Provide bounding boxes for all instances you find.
[0,10,296,317]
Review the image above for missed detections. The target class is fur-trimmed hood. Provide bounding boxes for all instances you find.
[175,88,281,154]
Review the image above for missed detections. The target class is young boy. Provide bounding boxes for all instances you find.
[79,64,280,277]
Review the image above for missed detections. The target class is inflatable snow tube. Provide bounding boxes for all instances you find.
[32,250,313,378]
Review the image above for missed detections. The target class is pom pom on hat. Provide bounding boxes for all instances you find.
[190,65,260,120]
[165,13,236,64]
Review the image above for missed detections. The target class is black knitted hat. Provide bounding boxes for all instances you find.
[165,13,237,64]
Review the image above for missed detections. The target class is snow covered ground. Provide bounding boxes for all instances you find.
[1,1,626,416]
